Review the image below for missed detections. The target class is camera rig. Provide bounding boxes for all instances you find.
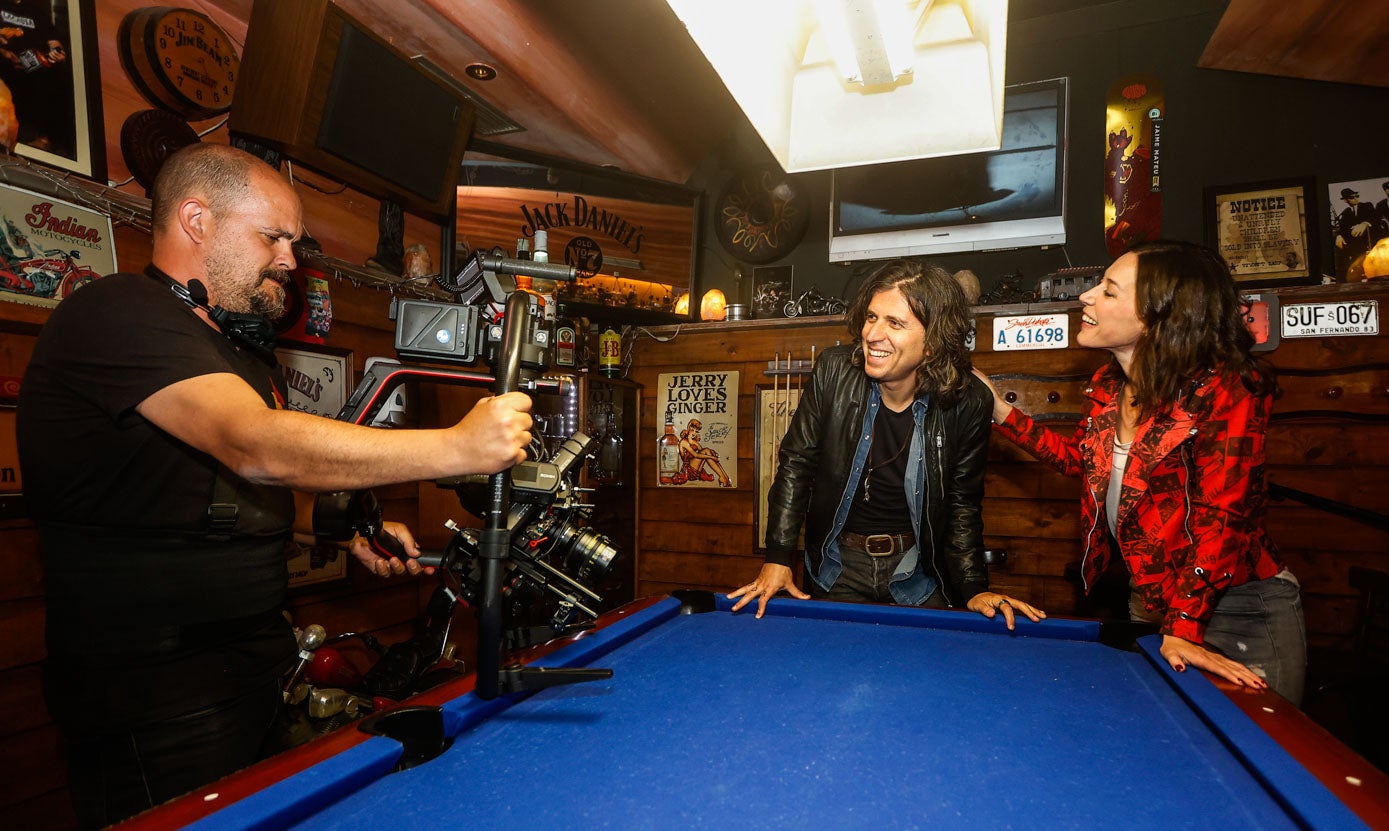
[314,251,613,699]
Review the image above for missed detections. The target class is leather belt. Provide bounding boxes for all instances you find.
[838,531,915,557]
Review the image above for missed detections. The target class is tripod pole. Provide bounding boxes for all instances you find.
[474,290,528,700]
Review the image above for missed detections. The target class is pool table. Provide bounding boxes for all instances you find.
[120,592,1389,830]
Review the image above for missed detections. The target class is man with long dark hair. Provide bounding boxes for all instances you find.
[730,260,1043,626]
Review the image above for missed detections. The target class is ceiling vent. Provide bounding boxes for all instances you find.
[412,56,525,137]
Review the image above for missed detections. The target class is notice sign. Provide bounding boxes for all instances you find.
[1281,301,1379,338]
[992,314,1070,351]
[1212,185,1309,279]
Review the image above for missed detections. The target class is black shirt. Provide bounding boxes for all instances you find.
[18,271,296,727]
[844,403,915,535]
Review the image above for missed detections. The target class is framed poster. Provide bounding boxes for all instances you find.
[754,385,801,549]
[0,181,115,306]
[275,344,353,419]
[1327,176,1389,281]
[1204,178,1318,287]
[655,370,738,488]
[751,265,793,319]
[276,343,353,588]
[6,0,106,180]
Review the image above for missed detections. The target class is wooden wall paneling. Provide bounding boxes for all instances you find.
[1267,422,1389,467]
[626,321,844,597]
[1273,365,1389,418]
[0,598,45,671]
[0,524,41,602]
[0,722,72,823]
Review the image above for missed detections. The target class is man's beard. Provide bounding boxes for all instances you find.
[248,269,289,317]
[207,268,288,318]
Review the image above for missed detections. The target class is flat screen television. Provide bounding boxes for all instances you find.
[230,0,474,221]
[828,77,1069,262]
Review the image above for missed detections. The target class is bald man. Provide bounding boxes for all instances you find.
[18,144,532,828]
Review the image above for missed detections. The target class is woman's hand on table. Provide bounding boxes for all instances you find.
[1159,634,1269,690]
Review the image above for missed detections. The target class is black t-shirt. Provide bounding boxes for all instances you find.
[844,403,915,535]
[18,271,296,726]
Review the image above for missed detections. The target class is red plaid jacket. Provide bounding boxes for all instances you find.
[994,363,1283,643]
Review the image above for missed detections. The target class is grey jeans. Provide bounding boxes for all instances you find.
[1202,573,1307,706]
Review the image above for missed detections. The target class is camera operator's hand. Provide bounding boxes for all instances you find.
[349,521,432,577]
[449,391,534,472]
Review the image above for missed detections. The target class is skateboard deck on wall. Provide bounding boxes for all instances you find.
[1104,73,1164,257]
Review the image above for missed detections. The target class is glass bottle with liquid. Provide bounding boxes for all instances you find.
[658,406,681,485]
[554,311,578,368]
[598,325,622,378]
[532,229,556,323]
[598,400,624,486]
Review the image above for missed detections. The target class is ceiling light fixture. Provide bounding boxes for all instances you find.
[663,0,1008,172]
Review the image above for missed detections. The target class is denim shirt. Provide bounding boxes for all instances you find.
[813,382,940,605]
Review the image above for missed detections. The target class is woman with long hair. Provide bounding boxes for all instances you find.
[977,240,1305,703]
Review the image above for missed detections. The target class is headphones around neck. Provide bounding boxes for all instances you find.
[146,265,278,361]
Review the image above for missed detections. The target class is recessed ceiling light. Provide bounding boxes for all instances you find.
[465,63,497,81]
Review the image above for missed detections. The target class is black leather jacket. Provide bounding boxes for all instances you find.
[763,345,992,606]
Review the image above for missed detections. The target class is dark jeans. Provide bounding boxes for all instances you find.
[60,678,282,830]
[808,545,945,608]
[1203,574,1307,706]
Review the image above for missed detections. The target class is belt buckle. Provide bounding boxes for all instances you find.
[863,534,896,556]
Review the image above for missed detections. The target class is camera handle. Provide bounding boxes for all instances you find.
[475,290,612,699]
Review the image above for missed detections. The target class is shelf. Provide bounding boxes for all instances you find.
[558,300,687,327]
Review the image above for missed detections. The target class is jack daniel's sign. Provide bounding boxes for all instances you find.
[519,196,644,254]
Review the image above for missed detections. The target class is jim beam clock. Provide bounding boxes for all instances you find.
[118,7,240,121]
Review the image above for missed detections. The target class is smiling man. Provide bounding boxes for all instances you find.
[730,260,1044,626]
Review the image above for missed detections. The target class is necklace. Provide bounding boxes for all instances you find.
[863,421,913,503]
[1117,383,1139,444]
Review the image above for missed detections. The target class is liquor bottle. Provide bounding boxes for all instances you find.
[598,325,622,378]
[598,400,624,486]
[513,238,533,291]
[658,406,681,485]
[554,310,577,368]
[532,229,556,323]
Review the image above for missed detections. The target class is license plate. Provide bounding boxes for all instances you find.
[991,313,1069,351]
[1281,301,1378,337]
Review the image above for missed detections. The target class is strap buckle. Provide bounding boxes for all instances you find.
[863,534,897,555]
[207,503,239,536]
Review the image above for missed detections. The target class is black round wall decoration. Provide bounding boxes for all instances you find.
[714,166,810,264]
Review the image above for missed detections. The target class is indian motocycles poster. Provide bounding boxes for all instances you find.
[656,371,738,489]
[0,183,114,306]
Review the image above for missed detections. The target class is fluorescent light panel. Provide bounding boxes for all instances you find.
[664,0,1008,172]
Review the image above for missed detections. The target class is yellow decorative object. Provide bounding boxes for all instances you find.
[1364,238,1389,280]
[674,292,690,315]
[701,289,727,321]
